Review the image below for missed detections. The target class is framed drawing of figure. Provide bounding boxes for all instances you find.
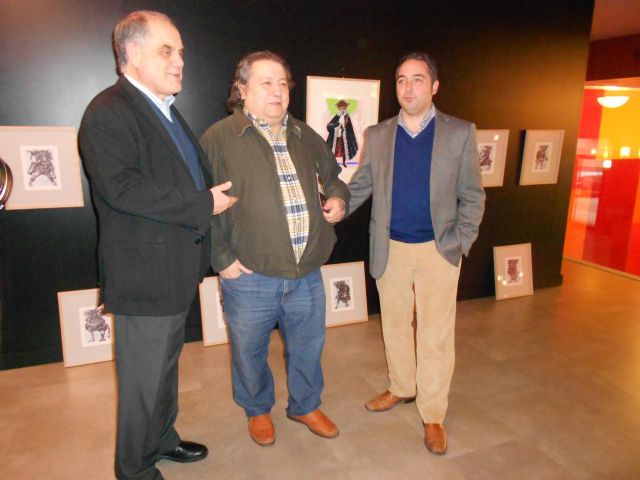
[58,288,114,367]
[306,76,380,183]
[493,243,534,300]
[320,261,368,327]
[0,126,84,209]
[476,129,509,187]
[519,130,564,185]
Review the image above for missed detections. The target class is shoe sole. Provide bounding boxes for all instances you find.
[287,415,340,439]
[425,442,447,455]
[158,451,208,463]
[364,397,416,412]
[249,434,276,447]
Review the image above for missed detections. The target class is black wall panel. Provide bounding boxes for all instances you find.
[0,0,594,369]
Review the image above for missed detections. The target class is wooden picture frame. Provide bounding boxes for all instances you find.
[477,129,509,187]
[493,243,534,300]
[0,126,84,209]
[321,261,369,327]
[519,130,564,185]
[198,276,229,346]
[57,288,114,367]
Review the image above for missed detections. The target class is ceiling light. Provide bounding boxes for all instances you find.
[597,96,629,108]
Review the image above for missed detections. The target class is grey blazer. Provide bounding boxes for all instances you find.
[348,110,485,278]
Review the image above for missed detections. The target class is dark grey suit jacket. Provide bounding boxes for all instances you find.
[79,76,213,315]
[348,110,485,278]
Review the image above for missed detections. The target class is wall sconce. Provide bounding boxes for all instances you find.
[596,95,629,108]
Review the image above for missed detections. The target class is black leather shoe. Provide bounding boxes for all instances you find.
[159,441,208,463]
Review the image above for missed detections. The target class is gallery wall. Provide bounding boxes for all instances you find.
[0,0,594,369]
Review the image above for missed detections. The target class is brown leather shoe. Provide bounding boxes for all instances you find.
[248,414,275,446]
[424,423,447,455]
[287,409,339,438]
[364,390,416,412]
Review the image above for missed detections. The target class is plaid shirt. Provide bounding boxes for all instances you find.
[398,104,436,138]
[245,110,309,264]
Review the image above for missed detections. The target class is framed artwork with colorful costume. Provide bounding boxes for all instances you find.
[306,76,380,183]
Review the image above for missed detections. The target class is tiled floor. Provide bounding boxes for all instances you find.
[1,260,639,479]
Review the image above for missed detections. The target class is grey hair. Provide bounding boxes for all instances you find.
[112,10,175,74]
[395,51,439,83]
[226,50,295,112]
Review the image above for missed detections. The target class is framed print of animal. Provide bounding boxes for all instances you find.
[492,243,534,300]
[57,288,114,367]
[198,276,229,346]
[476,129,509,187]
[306,76,380,184]
[0,126,84,210]
[320,261,368,327]
[519,130,565,185]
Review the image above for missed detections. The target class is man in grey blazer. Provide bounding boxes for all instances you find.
[348,52,485,455]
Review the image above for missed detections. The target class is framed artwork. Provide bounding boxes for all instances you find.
[519,130,565,185]
[320,261,368,327]
[199,276,229,346]
[476,129,509,187]
[306,76,380,183]
[0,126,84,210]
[57,288,114,367]
[493,243,534,300]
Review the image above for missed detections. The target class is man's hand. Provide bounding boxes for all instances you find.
[322,197,346,224]
[219,259,253,279]
[210,181,238,215]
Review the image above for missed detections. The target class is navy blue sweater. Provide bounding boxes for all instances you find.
[390,122,435,243]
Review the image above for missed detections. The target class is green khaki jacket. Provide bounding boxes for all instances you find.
[200,109,350,279]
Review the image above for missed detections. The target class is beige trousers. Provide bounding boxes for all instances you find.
[376,240,460,423]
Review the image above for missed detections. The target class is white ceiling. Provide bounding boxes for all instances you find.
[591,0,640,40]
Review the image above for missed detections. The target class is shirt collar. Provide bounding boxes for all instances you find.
[398,104,436,137]
[244,108,288,134]
[124,74,175,121]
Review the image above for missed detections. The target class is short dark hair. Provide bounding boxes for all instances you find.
[395,52,438,83]
[226,50,295,112]
[113,11,176,74]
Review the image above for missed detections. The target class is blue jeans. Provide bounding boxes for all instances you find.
[221,269,326,417]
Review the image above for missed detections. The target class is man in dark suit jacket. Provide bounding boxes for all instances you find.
[348,52,485,455]
[78,11,236,480]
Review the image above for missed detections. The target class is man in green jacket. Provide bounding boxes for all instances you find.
[200,51,349,447]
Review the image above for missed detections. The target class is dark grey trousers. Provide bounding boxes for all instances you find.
[114,309,188,480]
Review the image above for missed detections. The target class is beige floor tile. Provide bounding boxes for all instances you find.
[1,260,640,479]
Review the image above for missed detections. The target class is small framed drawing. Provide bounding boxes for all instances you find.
[306,76,380,183]
[0,126,84,210]
[519,130,564,185]
[57,288,114,367]
[492,243,534,300]
[198,276,229,346]
[476,129,509,187]
[320,261,368,327]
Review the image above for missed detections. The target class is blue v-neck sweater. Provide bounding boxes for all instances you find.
[390,121,435,243]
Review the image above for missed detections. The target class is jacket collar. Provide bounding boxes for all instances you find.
[229,108,302,139]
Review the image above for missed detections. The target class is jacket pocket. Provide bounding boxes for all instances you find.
[112,241,169,301]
